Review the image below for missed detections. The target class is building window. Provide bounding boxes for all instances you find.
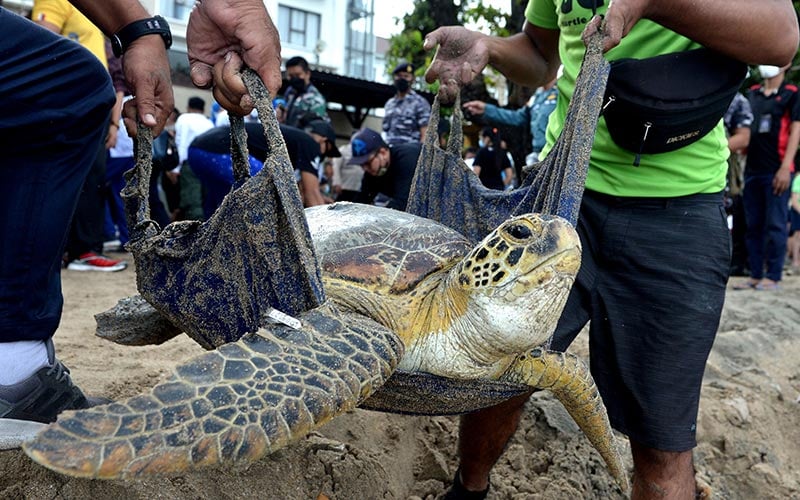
[166,48,193,88]
[277,5,320,50]
[160,0,192,22]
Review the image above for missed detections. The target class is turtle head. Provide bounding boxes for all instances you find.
[452,214,581,351]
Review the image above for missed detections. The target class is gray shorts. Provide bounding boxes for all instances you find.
[551,189,730,451]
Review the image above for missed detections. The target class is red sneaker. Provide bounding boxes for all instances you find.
[66,252,127,272]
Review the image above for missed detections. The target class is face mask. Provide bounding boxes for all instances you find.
[758,65,781,80]
[478,139,485,148]
[375,165,389,176]
[394,78,410,93]
[288,76,306,92]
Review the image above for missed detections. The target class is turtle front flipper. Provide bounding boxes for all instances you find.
[23,305,403,479]
[500,349,629,493]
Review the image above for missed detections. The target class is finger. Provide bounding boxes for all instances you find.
[211,53,250,116]
[582,15,603,45]
[438,79,460,106]
[191,62,214,89]
[121,99,139,137]
[600,7,624,52]
[423,28,445,51]
[459,61,474,86]
[424,55,442,85]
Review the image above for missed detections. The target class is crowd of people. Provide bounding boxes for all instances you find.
[1,1,799,499]
[728,64,800,290]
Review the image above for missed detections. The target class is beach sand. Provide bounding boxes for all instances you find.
[1,263,798,499]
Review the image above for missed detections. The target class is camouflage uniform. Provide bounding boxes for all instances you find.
[284,83,329,128]
[382,90,431,145]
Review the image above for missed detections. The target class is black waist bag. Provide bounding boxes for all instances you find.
[602,48,747,165]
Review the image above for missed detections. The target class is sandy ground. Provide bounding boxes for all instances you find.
[2,261,799,499]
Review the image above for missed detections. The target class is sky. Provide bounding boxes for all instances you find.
[372,0,511,39]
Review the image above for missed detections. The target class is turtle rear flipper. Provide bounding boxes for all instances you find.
[501,349,630,493]
[95,295,183,346]
[23,305,403,479]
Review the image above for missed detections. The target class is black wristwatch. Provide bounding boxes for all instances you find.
[111,16,172,57]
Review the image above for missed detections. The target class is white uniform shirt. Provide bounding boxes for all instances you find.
[174,112,214,166]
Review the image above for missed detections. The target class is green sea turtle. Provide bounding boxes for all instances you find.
[24,33,627,491]
[23,202,626,491]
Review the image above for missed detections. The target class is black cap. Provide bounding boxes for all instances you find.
[305,120,341,158]
[392,62,415,75]
[348,129,388,165]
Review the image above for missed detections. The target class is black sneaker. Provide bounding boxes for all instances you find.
[0,359,90,424]
[0,340,108,449]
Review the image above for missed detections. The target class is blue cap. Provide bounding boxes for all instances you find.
[348,129,388,165]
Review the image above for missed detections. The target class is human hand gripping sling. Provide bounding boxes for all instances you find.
[23,32,628,493]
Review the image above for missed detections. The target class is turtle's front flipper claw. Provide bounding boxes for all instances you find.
[501,349,629,493]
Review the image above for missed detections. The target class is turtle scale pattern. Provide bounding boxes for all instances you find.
[25,305,403,479]
[312,204,473,296]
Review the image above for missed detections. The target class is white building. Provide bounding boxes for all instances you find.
[5,0,398,134]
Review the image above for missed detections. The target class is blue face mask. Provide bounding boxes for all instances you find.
[478,139,485,148]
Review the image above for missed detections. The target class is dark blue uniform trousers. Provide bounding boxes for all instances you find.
[0,8,115,342]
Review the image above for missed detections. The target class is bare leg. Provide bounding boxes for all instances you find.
[630,440,696,500]
[456,391,532,491]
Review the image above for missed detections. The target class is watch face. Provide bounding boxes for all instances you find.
[111,35,123,57]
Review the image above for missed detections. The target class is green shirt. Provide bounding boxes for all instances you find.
[526,0,729,197]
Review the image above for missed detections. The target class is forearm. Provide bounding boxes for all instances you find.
[68,0,152,37]
[646,0,798,65]
[301,173,325,207]
[483,104,528,128]
[485,25,558,89]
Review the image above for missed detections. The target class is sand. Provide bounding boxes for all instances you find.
[1,263,799,499]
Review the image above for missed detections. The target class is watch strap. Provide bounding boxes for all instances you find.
[112,16,172,57]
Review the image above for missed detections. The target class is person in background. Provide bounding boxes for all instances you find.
[723,92,753,277]
[473,127,513,191]
[188,118,340,216]
[173,96,214,220]
[788,173,800,274]
[463,73,558,168]
[34,0,127,272]
[423,0,799,498]
[152,107,181,224]
[383,61,432,146]
[330,135,364,202]
[462,146,479,170]
[735,64,800,290]
[103,40,133,252]
[282,56,329,128]
[349,128,421,211]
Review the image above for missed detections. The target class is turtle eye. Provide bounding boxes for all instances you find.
[505,223,533,240]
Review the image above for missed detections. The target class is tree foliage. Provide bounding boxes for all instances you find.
[386,0,529,99]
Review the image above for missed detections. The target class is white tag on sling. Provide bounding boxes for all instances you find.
[264,307,302,330]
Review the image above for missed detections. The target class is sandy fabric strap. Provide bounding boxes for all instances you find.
[407,31,609,244]
[121,69,324,349]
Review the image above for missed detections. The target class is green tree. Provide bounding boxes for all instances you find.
[385,0,465,93]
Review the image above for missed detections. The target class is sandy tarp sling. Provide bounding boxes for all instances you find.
[116,33,608,349]
[122,70,325,350]
[407,32,608,242]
